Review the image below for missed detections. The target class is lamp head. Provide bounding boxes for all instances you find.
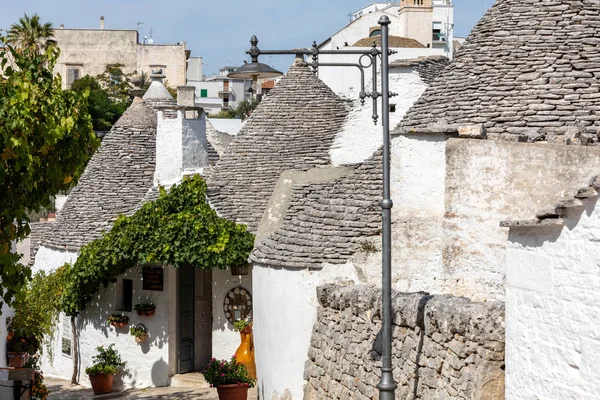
[227,62,283,80]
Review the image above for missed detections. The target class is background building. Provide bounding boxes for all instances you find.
[188,66,252,115]
[317,0,454,98]
[53,16,189,89]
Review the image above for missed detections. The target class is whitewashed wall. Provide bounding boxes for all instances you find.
[0,301,14,399]
[33,246,78,273]
[330,69,428,166]
[318,48,444,100]
[384,137,600,301]
[155,111,207,186]
[41,265,173,389]
[207,119,243,136]
[252,264,360,400]
[211,268,253,361]
[505,198,600,399]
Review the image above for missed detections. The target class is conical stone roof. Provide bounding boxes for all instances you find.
[207,64,350,232]
[42,97,159,251]
[397,0,600,142]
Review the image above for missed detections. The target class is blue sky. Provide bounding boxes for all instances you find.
[1,0,495,76]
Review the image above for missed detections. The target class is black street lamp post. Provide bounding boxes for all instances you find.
[228,15,397,399]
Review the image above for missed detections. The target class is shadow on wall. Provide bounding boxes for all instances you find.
[152,358,169,387]
[507,197,597,247]
[74,265,170,385]
[371,294,432,398]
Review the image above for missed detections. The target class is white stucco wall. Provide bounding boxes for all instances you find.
[155,111,207,186]
[317,48,444,100]
[330,69,428,166]
[323,10,399,51]
[207,119,244,136]
[33,246,78,273]
[41,264,173,389]
[0,301,14,399]
[211,269,253,361]
[390,133,447,293]
[505,198,600,399]
[253,264,360,400]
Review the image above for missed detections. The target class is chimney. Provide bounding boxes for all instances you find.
[60,24,64,29]
[177,86,196,107]
[100,16,105,30]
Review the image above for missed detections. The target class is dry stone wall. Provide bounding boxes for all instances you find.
[304,285,505,400]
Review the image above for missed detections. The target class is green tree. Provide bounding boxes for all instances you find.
[234,99,260,120]
[7,13,57,54]
[0,35,99,308]
[71,75,120,131]
[70,65,135,131]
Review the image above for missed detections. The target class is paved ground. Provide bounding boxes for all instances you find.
[46,377,258,399]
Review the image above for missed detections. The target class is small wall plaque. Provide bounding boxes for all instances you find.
[143,267,164,291]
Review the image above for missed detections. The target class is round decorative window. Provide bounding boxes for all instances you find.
[223,286,252,324]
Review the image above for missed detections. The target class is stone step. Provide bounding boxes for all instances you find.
[170,372,210,389]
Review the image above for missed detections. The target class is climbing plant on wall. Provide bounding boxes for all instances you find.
[60,175,255,315]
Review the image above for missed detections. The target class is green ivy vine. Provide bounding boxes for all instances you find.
[60,175,254,315]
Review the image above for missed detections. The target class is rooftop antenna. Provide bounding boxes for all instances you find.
[137,21,144,30]
[148,29,154,44]
[347,11,353,22]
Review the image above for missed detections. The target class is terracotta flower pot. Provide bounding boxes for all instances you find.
[110,321,128,328]
[136,309,155,317]
[89,373,114,395]
[135,333,148,343]
[7,352,28,368]
[216,384,249,400]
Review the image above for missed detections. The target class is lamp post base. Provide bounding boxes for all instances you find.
[377,369,398,400]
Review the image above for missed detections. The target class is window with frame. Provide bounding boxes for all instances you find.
[66,67,81,89]
[61,314,72,357]
[200,89,208,98]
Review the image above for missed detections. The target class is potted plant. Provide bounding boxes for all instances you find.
[6,330,38,368]
[85,344,125,395]
[129,323,148,343]
[134,302,156,317]
[203,356,256,400]
[107,314,129,328]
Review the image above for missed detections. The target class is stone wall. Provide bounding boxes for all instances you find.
[304,285,505,399]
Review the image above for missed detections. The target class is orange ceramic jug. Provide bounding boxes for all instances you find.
[234,325,256,379]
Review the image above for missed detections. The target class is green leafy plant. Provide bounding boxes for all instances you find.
[134,303,156,312]
[107,314,129,325]
[6,267,68,359]
[233,319,251,332]
[203,356,256,388]
[0,27,99,308]
[358,240,378,254]
[85,344,125,377]
[129,324,147,338]
[60,175,255,315]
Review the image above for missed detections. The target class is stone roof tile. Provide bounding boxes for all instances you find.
[206,64,351,232]
[397,0,600,143]
[250,151,382,268]
[41,98,161,251]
